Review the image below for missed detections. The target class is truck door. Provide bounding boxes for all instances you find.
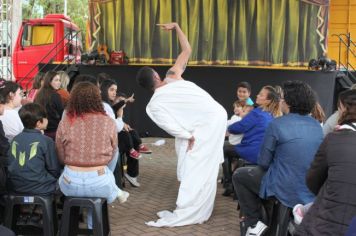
[13,23,57,88]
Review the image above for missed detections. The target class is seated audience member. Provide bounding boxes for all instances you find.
[233,81,323,236]
[56,71,70,107]
[7,103,60,195]
[100,79,151,187]
[97,72,111,84]
[236,81,254,107]
[0,93,9,215]
[311,101,325,125]
[56,82,129,228]
[296,89,356,236]
[227,85,281,165]
[34,71,64,140]
[27,72,44,102]
[323,85,356,136]
[0,80,24,141]
[222,100,253,196]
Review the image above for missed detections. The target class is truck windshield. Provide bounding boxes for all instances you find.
[21,24,54,47]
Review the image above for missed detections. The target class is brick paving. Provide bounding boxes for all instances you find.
[109,138,240,236]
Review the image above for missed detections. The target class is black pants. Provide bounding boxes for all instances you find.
[118,130,142,178]
[222,142,240,189]
[232,166,266,228]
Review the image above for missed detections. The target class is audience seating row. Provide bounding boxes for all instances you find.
[2,194,110,236]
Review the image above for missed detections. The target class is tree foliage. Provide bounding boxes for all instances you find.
[22,0,88,50]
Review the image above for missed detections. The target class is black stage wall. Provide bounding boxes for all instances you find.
[46,65,337,137]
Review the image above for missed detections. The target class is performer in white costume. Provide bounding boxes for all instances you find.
[136,23,227,227]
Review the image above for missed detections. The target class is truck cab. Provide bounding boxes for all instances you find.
[12,14,82,89]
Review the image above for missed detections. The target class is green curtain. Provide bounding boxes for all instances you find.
[88,0,328,66]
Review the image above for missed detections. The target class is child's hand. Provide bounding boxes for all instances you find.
[126,93,135,103]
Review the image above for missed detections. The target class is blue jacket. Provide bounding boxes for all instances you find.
[7,129,61,195]
[228,107,273,164]
[258,113,323,208]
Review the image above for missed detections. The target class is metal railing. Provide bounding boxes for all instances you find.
[0,0,12,80]
[17,30,81,90]
[332,33,356,84]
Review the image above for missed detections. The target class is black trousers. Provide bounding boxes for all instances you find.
[222,142,240,189]
[118,130,142,178]
[232,166,266,228]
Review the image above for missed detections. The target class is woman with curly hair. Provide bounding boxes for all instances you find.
[56,82,129,228]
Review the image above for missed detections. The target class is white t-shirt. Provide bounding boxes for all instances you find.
[103,102,124,132]
[0,108,24,141]
[227,114,243,145]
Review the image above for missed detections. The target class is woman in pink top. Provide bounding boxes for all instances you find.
[56,82,129,228]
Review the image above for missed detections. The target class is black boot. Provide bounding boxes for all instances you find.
[222,184,234,196]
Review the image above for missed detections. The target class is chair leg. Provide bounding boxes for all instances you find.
[275,206,291,236]
[3,197,17,231]
[41,197,57,236]
[102,201,110,236]
[60,201,78,236]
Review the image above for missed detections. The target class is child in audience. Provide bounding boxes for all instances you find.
[7,103,60,195]
[227,100,254,145]
[0,80,24,141]
[34,71,64,140]
[236,81,254,108]
[222,100,254,196]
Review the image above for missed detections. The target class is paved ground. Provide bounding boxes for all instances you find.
[109,138,240,236]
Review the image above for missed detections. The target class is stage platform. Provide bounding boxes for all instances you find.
[43,64,338,137]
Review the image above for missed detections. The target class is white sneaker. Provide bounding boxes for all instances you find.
[124,173,141,187]
[118,190,129,203]
[293,204,305,225]
[246,221,268,236]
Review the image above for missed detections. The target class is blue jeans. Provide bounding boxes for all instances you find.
[59,166,123,228]
[107,149,119,173]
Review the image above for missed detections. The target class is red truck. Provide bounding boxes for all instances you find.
[12,14,82,89]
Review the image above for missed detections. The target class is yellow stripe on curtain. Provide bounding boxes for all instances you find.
[32,26,54,46]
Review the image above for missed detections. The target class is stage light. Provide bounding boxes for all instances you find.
[308,59,319,70]
[325,59,337,71]
[318,55,329,69]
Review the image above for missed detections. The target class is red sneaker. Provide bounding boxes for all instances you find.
[129,149,142,159]
[138,144,152,154]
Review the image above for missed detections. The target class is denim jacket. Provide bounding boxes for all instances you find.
[258,113,323,207]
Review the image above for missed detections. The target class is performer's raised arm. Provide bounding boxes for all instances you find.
[157,23,191,80]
